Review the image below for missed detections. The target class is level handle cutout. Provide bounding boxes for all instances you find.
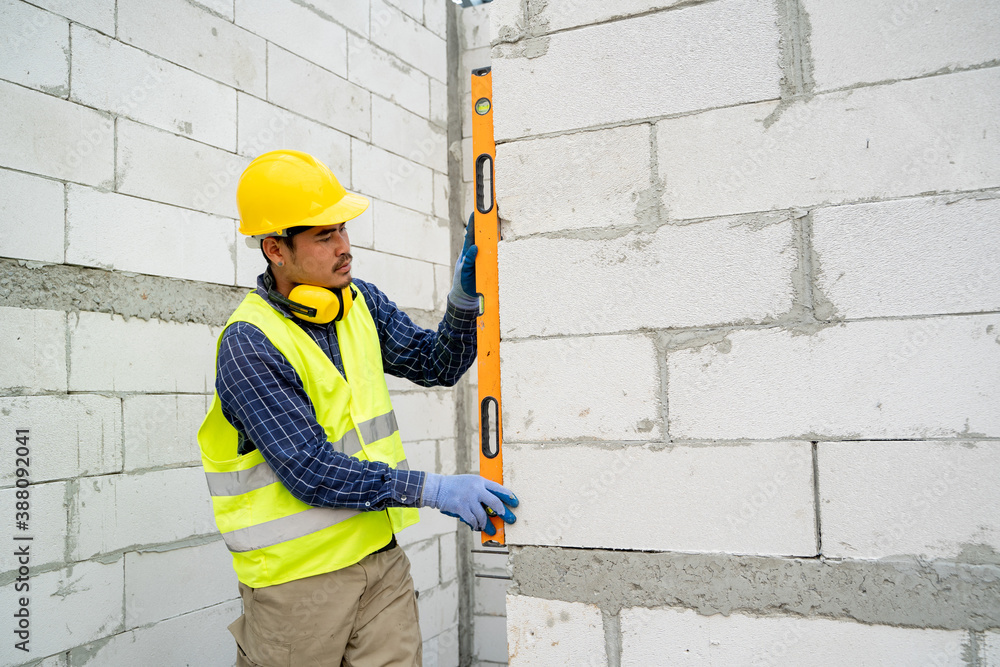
[481,396,499,459]
[476,154,494,214]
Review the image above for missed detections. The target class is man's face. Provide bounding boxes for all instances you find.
[277,223,352,290]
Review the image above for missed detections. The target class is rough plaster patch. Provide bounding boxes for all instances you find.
[0,259,244,326]
[510,546,1000,631]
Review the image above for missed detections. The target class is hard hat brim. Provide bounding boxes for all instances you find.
[303,189,370,228]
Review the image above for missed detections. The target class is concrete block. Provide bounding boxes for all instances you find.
[0,79,113,188]
[237,93,351,179]
[192,0,234,20]
[531,0,689,35]
[0,395,122,486]
[398,506,457,547]
[812,195,1000,319]
[345,200,375,249]
[0,559,123,657]
[505,442,816,555]
[433,263,451,313]
[347,35,430,119]
[432,172,449,219]
[119,0,266,96]
[236,0,347,77]
[439,532,457,583]
[372,97,448,173]
[0,168,65,263]
[124,540,237,627]
[402,438,437,477]
[371,0,447,82]
[461,136,473,183]
[404,536,440,592]
[0,306,67,392]
[461,46,490,87]
[668,315,1000,440]
[458,4,490,49]
[494,124,652,237]
[501,335,661,441]
[0,480,68,569]
[71,26,236,151]
[437,438,456,476]
[475,576,509,616]
[417,580,458,642]
[384,0,422,23]
[28,655,67,667]
[819,441,1000,560]
[0,0,69,95]
[498,215,796,337]
[373,200,451,265]
[657,67,1000,220]
[352,140,434,215]
[70,600,240,667]
[235,233,264,288]
[619,607,967,666]
[805,0,1000,92]
[985,632,1000,667]
[424,0,447,38]
[29,0,115,34]
[123,394,208,472]
[430,79,447,128]
[268,45,371,141]
[474,614,508,663]
[507,596,606,667]
[72,467,217,559]
[489,0,523,45]
[68,311,219,393]
[352,247,437,312]
[116,118,249,219]
[492,0,780,140]
[393,391,457,442]
[66,184,235,284]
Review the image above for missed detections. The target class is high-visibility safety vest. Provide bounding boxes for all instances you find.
[198,289,419,588]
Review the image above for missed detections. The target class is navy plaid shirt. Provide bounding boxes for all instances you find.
[215,273,478,512]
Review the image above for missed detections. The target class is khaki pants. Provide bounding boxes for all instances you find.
[230,545,422,667]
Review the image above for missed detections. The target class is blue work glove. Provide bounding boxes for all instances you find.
[421,473,517,536]
[448,213,478,310]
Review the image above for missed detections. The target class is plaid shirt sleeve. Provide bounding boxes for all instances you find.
[215,280,478,511]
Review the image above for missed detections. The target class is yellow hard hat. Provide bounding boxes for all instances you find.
[236,150,369,237]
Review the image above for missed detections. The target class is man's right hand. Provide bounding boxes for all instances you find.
[421,473,517,535]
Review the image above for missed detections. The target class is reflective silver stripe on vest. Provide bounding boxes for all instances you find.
[357,410,398,445]
[205,463,280,497]
[206,410,401,498]
[396,458,409,471]
[221,506,361,553]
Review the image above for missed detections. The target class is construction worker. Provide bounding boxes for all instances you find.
[198,149,517,666]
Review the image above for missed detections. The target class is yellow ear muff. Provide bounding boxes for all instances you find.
[287,284,354,324]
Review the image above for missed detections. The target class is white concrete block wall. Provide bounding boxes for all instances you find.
[494,0,1000,663]
[657,67,1000,221]
[506,596,607,667]
[804,0,1000,92]
[819,441,1000,560]
[491,0,782,140]
[667,315,1000,440]
[505,442,816,555]
[619,607,968,666]
[0,0,464,663]
[811,194,1000,319]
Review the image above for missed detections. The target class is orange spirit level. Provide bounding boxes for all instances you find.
[471,67,504,546]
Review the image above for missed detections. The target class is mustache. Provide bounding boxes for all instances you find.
[334,254,353,271]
